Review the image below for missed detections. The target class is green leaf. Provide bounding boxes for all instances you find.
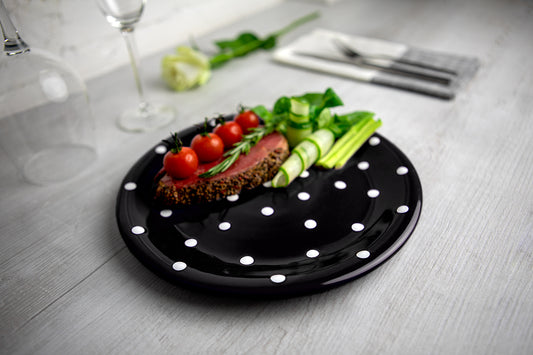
[208,12,319,68]
[294,88,344,108]
[315,107,333,130]
[273,96,291,114]
[251,105,272,122]
[327,111,375,138]
[214,32,259,51]
[260,35,277,49]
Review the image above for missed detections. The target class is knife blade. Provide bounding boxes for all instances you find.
[293,51,453,85]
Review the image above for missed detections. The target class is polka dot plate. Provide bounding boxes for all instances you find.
[116,125,422,297]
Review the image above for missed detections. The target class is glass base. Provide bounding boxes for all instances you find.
[117,103,175,132]
[23,144,97,185]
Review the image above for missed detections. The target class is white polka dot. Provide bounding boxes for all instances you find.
[124,182,137,191]
[263,181,272,188]
[334,180,347,190]
[367,189,380,198]
[304,219,317,229]
[306,249,319,258]
[270,274,286,283]
[227,194,239,202]
[261,207,274,216]
[357,161,369,170]
[397,205,409,214]
[218,222,231,231]
[240,256,254,265]
[172,261,187,271]
[369,136,381,146]
[184,238,197,247]
[298,192,310,201]
[396,166,409,175]
[131,226,145,235]
[155,145,167,154]
[299,170,310,178]
[356,250,370,259]
[160,209,172,218]
[351,223,364,232]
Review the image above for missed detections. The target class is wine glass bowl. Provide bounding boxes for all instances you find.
[96,0,145,29]
[0,0,97,185]
[96,0,175,132]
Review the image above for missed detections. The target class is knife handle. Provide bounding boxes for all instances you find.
[364,60,453,85]
[394,58,458,75]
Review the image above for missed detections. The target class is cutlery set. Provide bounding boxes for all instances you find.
[295,38,457,85]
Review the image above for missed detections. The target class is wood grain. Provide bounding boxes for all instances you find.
[1,0,532,354]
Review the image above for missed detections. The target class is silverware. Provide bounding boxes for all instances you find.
[294,51,453,85]
[333,38,458,76]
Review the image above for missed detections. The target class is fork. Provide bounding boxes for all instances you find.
[333,39,458,76]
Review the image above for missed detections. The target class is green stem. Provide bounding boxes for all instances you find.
[315,117,382,169]
[271,11,320,38]
[334,119,382,169]
[209,38,263,67]
[328,119,373,161]
[317,117,372,167]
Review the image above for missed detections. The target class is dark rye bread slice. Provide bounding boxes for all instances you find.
[154,132,289,205]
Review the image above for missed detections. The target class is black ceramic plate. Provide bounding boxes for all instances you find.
[116,125,422,297]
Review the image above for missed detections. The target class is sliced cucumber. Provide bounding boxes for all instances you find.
[272,128,335,188]
[272,154,303,187]
[303,129,335,160]
[289,97,310,119]
[286,98,312,147]
[293,140,318,170]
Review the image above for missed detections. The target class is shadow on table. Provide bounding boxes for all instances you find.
[107,230,374,315]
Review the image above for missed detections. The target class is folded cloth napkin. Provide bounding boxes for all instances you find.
[273,29,480,99]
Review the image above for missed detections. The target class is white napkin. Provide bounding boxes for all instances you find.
[273,29,479,99]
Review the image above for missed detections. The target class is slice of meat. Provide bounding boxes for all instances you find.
[154,132,289,205]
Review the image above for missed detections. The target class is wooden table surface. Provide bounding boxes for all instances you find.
[2,0,532,354]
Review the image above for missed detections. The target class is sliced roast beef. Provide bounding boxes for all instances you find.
[154,132,289,205]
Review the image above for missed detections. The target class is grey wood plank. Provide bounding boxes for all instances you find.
[1,0,532,354]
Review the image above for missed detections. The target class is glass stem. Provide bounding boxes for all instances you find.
[0,0,30,55]
[120,27,149,112]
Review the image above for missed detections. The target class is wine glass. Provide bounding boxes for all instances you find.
[95,0,175,132]
[0,0,97,185]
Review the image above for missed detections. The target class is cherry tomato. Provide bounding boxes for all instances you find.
[235,110,260,133]
[163,134,198,179]
[213,120,243,149]
[191,132,224,162]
